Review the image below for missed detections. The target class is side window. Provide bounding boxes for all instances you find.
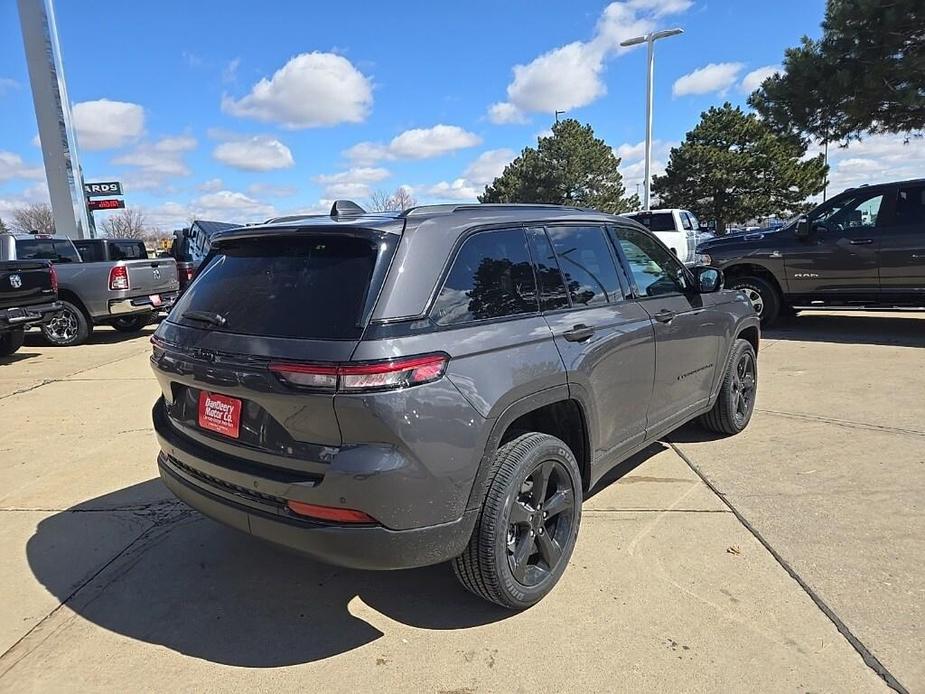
[53,240,81,263]
[431,228,538,326]
[680,212,693,231]
[74,242,104,262]
[526,228,570,311]
[893,186,925,226]
[613,226,688,298]
[546,226,624,306]
[814,192,884,230]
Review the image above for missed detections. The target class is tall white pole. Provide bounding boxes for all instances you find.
[643,35,655,211]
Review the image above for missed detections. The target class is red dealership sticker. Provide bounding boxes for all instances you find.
[197,392,241,438]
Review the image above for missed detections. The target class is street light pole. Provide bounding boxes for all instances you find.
[621,28,683,211]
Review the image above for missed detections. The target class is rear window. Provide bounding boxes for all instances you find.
[628,212,675,232]
[73,241,105,262]
[169,235,382,340]
[110,240,147,260]
[16,238,81,263]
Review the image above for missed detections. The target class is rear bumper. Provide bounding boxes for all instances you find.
[109,291,178,316]
[0,300,62,330]
[158,450,477,570]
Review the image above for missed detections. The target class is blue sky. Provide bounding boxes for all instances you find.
[1,0,921,230]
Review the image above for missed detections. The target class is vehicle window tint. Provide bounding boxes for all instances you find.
[431,228,537,326]
[894,186,925,226]
[628,212,675,232]
[546,226,623,306]
[170,235,381,340]
[73,241,104,262]
[526,228,569,311]
[613,226,688,297]
[680,212,693,231]
[814,192,884,230]
[53,240,81,263]
[110,241,147,260]
[16,239,55,260]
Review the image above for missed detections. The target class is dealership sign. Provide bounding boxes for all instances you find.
[87,198,125,211]
[84,181,123,197]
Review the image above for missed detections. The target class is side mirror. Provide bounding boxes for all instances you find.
[692,265,723,293]
[795,217,810,238]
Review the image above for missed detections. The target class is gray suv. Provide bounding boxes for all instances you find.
[151,202,759,608]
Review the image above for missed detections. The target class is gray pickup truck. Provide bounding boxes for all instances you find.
[0,232,179,346]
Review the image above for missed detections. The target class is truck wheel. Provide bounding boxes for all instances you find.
[41,300,91,346]
[701,339,758,435]
[0,329,25,357]
[729,276,780,326]
[453,433,582,610]
[111,315,150,332]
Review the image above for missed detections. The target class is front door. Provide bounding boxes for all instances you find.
[878,183,925,299]
[531,226,656,464]
[611,224,724,435]
[786,189,884,301]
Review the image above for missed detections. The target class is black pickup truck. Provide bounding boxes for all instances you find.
[0,260,60,356]
[698,178,925,325]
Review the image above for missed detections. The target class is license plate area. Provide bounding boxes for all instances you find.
[197,391,242,439]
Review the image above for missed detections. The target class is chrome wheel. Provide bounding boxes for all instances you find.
[731,350,757,425]
[740,287,764,316]
[44,307,80,343]
[506,459,576,587]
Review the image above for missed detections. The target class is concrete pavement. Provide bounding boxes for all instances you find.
[0,316,918,692]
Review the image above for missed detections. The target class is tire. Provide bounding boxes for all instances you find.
[701,339,758,435]
[0,328,25,357]
[41,300,91,346]
[453,433,583,610]
[111,314,150,332]
[729,275,780,327]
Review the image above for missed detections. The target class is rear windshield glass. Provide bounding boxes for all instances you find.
[110,241,147,260]
[169,235,381,339]
[628,212,675,232]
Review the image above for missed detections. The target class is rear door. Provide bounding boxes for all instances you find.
[785,189,883,300]
[536,225,655,463]
[878,183,925,299]
[611,224,723,434]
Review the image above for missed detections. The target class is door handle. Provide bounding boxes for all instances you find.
[654,309,675,324]
[563,324,595,342]
[849,239,873,245]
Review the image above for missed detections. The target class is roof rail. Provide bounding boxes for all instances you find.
[402,202,594,217]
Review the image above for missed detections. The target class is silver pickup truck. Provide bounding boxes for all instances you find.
[0,233,179,346]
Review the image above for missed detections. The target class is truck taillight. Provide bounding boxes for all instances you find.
[269,353,449,393]
[49,265,58,293]
[109,265,129,291]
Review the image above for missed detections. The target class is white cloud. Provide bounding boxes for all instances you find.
[487,102,528,125]
[345,125,481,164]
[493,0,691,117]
[113,135,197,178]
[247,182,298,198]
[72,99,145,150]
[222,52,373,128]
[0,77,20,95]
[198,178,224,192]
[222,57,241,84]
[427,179,481,201]
[0,151,44,182]
[194,190,275,218]
[313,167,391,199]
[672,62,745,97]
[463,149,514,185]
[740,65,781,94]
[614,139,678,188]
[213,135,294,171]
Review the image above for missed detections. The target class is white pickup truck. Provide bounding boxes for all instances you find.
[622,209,700,265]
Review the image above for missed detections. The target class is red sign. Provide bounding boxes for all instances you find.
[88,198,125,211]
[197,392,242,438]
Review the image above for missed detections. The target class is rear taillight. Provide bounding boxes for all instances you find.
[109,265,130,290]
[269,353,449,393]
[49,265,58,294]
[286,500,377,524]
[150,335,166,359]
[183,267,194,283]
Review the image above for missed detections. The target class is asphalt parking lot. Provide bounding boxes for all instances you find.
[0,312,921,693]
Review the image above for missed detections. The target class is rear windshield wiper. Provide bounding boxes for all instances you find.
[182,310,227,328]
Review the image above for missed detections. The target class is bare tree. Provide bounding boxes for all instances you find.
[11,203,55,234]
[367,186,417,212]
[102,208,148,240]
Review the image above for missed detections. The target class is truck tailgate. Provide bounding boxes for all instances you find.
[124,259,179,294]
[0,260,54,309]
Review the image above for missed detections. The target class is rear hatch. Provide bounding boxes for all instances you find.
[154,227,400,455]
[0,260,54,309]
[124,258,180,294]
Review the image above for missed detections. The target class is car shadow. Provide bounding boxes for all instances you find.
[765,312,925,348]
[0,350,42,366]
[24,325,156,347]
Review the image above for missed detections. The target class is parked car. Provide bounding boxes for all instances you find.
[150,201,759,609]
[169,220,241,291]
[0,258,60,356]
[622,209,700,264]
[0,232,180,346]
[698,178,925,325]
